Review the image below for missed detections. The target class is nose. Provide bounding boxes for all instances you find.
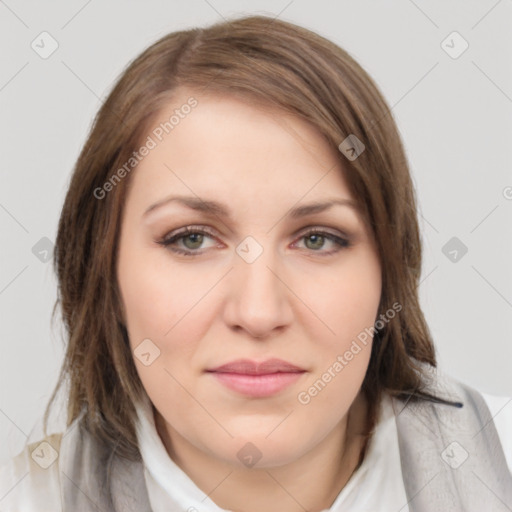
[222,247,294,339]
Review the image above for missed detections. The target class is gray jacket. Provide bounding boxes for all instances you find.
[59,368,512,511]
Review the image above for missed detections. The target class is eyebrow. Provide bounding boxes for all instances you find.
[143,195,359,220]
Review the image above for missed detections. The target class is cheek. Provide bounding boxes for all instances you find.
[118,248,213,412]
[295,256,379,417]
[118,241,209,346]
[295,250,381,347]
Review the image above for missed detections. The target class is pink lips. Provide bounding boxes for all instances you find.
[206,358,306,397]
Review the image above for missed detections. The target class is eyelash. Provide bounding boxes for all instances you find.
[156,224,351,257]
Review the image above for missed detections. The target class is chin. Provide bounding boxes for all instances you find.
[213,430,311,470]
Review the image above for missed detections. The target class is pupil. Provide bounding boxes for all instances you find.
[184,233,203,249]
[306,234,324,250]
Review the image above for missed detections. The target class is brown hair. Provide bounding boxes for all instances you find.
[44,14,459,462]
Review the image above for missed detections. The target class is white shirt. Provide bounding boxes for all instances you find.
[1,390,511,511]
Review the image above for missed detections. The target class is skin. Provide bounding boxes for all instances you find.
[116,87,382,512]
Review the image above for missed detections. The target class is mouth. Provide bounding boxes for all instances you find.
[205,358,306,397]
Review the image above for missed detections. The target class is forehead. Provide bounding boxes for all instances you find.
[125,88,357,216]
[151,88,337,162]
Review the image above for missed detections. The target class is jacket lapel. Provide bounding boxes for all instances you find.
[393,373,512,511]
[59,417,152,511]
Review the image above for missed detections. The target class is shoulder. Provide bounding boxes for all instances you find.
[0,432,64,511]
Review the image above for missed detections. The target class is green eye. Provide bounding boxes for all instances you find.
[295,229,350,254]
[304,234,326,250]
[183,233,204,249]
[157,226,217,256]
[158,226,350,257]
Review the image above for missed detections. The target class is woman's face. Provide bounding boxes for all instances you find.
[116,88,382,468]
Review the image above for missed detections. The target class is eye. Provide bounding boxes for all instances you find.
[292,228,351,255]
[156,225,220,256]
[156,225,351,257]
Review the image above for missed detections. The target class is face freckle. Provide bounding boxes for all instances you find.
[116,87,382,472]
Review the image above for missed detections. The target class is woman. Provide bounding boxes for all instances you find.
[1,14,510,512]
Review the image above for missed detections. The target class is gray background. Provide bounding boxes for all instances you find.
[1,0,511,465]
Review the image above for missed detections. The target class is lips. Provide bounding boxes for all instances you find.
[206,358,305,375]
[206,358,306,397]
